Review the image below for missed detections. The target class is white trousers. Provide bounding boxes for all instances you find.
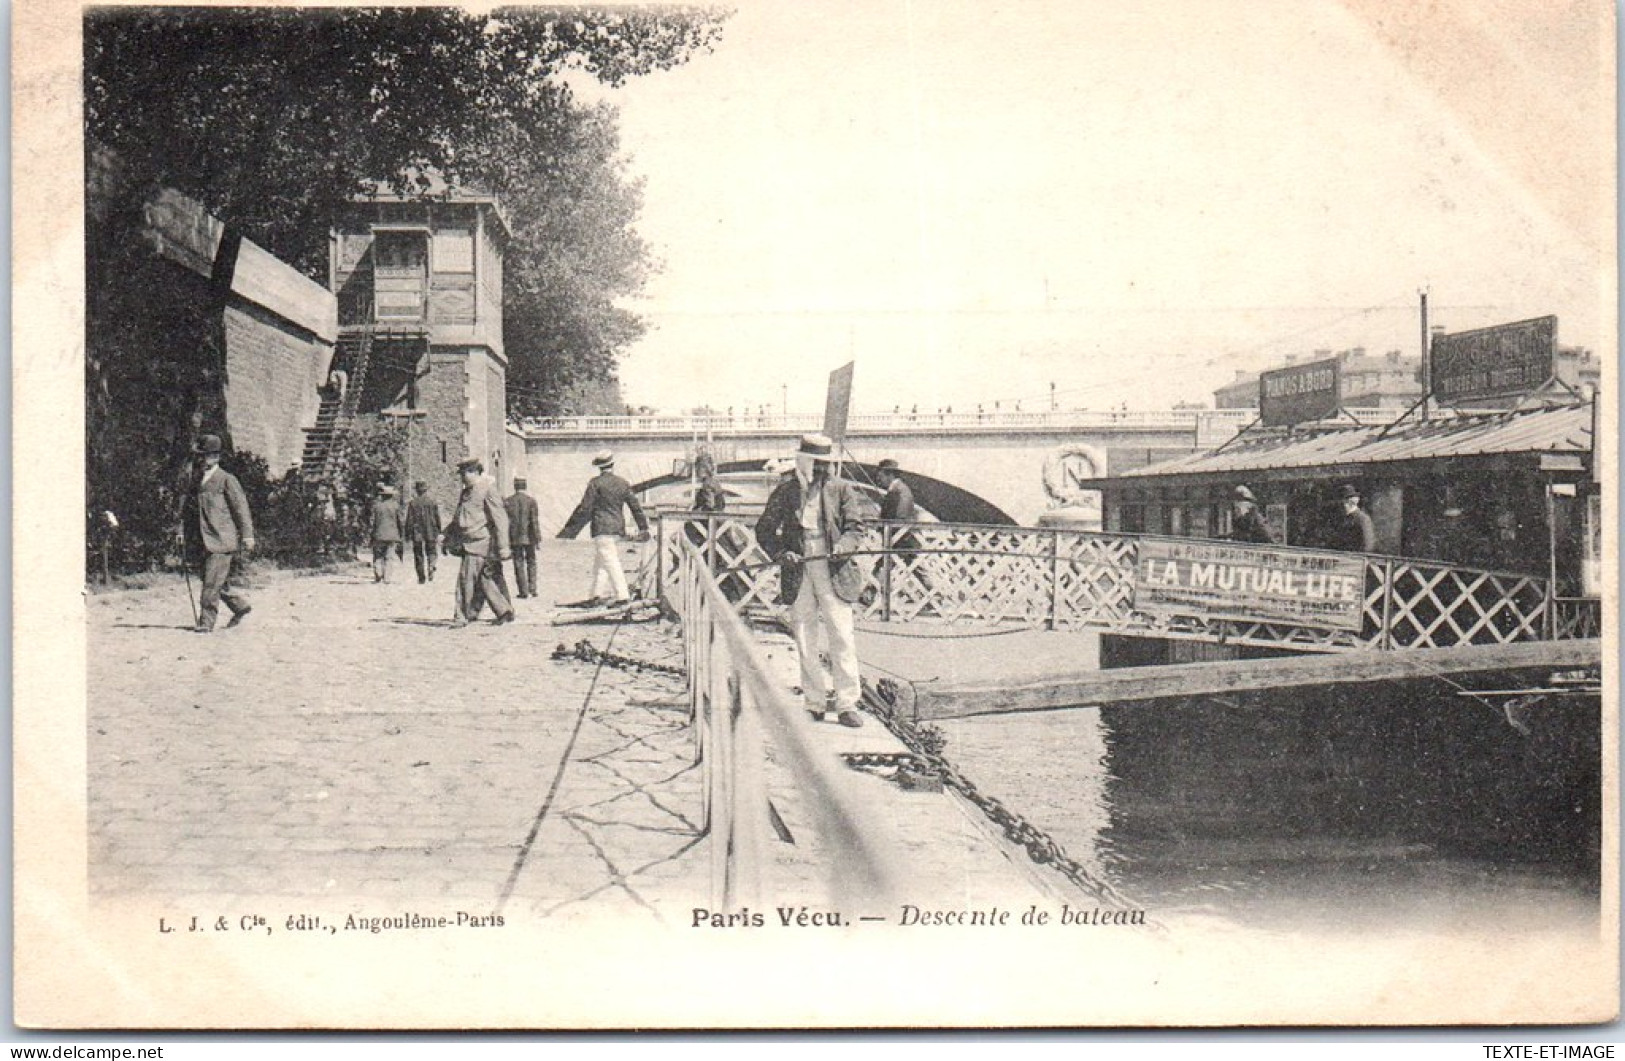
[591,535,630,600]
[789,557,860,711]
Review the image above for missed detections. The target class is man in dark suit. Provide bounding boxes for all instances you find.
[755,434,869,727]
[876,457,933,597]
[1330,483,1376,553]
[505,477,541,599]
[444,458,514,627]
[404,481,441,583]
[181,434,255,633]
[558,451,650,605]
[1227,485,1277,545]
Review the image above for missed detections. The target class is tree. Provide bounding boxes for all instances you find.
[84,5,729,402]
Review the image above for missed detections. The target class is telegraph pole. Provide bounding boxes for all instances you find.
[1419,288,1430,421]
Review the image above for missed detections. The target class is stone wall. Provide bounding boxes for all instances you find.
[222,300,332,475]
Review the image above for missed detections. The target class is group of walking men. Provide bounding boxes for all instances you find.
[366,450,649,626]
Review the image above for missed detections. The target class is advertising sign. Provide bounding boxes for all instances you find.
[1429,315,1556,402]
[823,361,855,442]
[1134,539,1366,631]
[1258,357,1340,426]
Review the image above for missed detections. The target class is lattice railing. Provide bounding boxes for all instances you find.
[655,513,1588,652]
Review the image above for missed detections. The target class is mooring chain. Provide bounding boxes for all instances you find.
[861,677,1138,911]
[551,639,687,678]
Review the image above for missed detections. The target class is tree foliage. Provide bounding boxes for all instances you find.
[84,5,729,412]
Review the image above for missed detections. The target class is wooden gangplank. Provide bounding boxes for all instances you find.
[901,639,1602,721]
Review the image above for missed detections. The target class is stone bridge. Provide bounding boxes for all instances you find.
[515,409,1252,531]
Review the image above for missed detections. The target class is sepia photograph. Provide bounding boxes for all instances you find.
[12,0,1618,1031]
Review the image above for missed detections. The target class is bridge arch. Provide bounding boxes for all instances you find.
[631,460,1016,525]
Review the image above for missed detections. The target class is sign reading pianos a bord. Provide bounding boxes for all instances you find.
[1258,357,1341,427]
[1134,539,1366,631]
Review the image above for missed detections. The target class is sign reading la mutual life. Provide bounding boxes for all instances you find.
[1134,539,1367,632]
[1429,315,1557,402]
[1258,357,1340,426]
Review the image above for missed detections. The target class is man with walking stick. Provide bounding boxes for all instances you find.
[180,434,255,633]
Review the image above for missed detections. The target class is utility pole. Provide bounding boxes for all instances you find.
[1419,288,1430,421]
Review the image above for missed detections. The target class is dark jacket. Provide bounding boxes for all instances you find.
[404,495,442,541]
[560,472,648,539]
[694,478,727,513]
[1330,506,1376,553]
[505,490,541,546]
[755,473,868,605]
[1229,505,1276,545]
[880,477,917,521]
[184,465,255,556]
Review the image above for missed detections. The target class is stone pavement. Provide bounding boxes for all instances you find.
[87,539,1059,928]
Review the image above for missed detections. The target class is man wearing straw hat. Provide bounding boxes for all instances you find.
[180,433,255,633]
[755,433,870,727]
[558,450,650,606]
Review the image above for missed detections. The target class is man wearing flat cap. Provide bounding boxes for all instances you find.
[180,433,255,633]
[505,477,541,599]
[558,451,650,606]
[444,457,514,626]
[368,483,406,583]
[404,481,442,584]
[1227,484,1277,545]
[755,433,870,727]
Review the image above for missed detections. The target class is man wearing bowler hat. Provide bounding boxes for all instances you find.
[368,483,405,583]
[181,434,255,633]
[1227,484,1277,545]
[558,451,650,606]
[755,434,870,727]
[1330,483,1376,553]
[505,477,541,599]
[444,457,514,626]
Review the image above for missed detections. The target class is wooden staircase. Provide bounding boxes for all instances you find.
[300,329,375,487]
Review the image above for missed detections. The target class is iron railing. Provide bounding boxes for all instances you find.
[676,537,902,908]
[658,513,1594,653]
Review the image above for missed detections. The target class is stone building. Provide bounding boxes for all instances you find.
[313,188,522,512]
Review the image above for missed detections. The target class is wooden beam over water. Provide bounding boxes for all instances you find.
[906,639,1602,720]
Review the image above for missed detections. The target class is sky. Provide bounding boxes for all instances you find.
[584,0,1613,416]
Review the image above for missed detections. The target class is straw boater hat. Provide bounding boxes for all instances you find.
[796,433,835,461]
[1232,485,1256,502]
[592,450,615,469]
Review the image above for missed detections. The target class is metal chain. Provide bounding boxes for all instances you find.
[551,639,687,678]
[863,677,1140,912]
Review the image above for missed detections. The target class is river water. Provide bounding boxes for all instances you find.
[931,678,1601,936]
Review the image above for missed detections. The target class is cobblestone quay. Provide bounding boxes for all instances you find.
[87,540,1053,928]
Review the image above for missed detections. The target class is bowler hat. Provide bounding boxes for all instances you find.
[1232,485,1256,502]
[379,484,396,497]
[592,450,615,468]
[193,434,223,456]
[414,481,428,492]
[796,433,835,461]
[457,457,484,473]
[878,458,901,472]
[513,477,528,489]
[1337,483,1361,499]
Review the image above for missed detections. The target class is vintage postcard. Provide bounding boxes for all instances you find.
[13,0,1619,1030]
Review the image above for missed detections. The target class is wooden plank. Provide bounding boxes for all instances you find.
[910,639,1601,720]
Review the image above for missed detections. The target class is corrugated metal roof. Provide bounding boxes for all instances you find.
[1114,403,1592,481]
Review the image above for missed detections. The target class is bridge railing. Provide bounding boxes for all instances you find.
[521,408,1260,437]
[656,513,1584,653]
[675,536,903,909]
